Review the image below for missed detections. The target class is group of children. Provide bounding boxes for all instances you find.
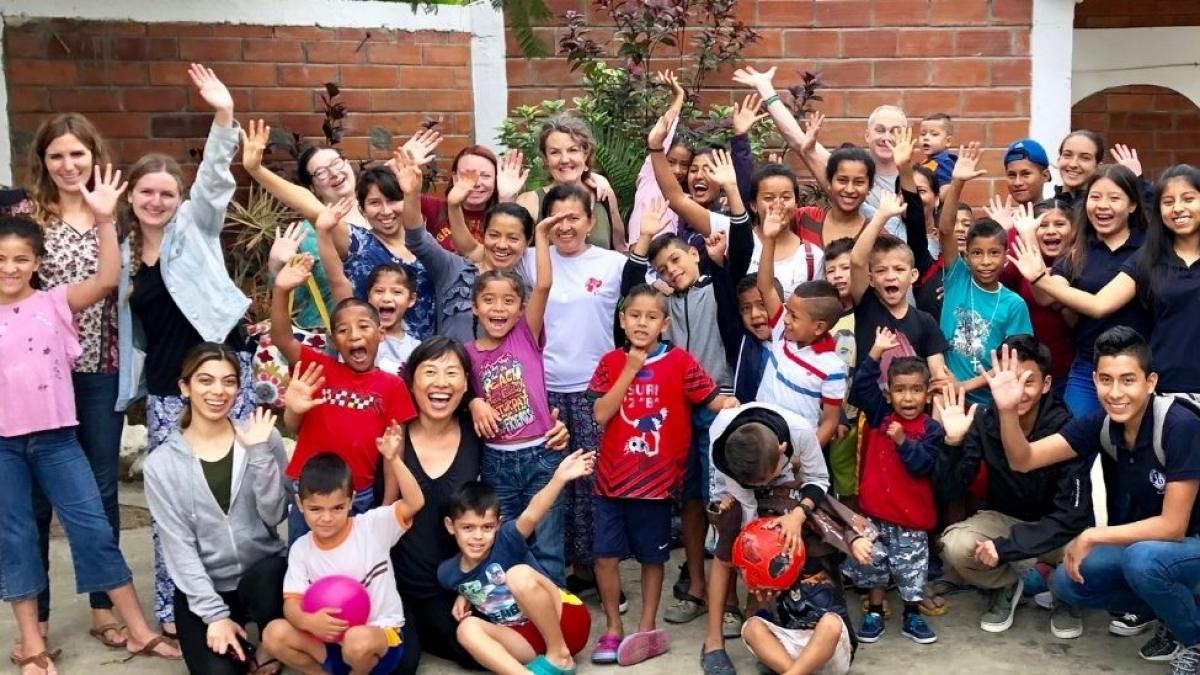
[5,56,1200,675]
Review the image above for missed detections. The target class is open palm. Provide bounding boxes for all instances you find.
[188,63,233,112]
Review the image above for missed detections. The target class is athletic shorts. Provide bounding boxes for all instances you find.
[322,626,404,675]
[592,496,672,564]
[509,591,592,656]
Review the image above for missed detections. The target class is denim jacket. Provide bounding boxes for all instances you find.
[116,123,247,410]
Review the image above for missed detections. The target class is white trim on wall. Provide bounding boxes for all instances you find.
[0,0,509,185]
[1030,0,1076,187]
[1072,27,1200,108]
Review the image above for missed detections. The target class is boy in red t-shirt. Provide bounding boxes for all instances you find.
[271,255,417,543]
[587,284,737,667]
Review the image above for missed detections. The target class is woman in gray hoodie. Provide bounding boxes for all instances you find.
[143,343,289,675]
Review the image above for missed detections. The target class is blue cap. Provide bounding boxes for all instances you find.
[1004,139,1049,168]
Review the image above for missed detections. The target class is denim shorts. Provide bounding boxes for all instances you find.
[592,496,672,564]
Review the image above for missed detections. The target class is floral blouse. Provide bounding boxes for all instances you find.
[345,224,435,341]
[37,215,119,374]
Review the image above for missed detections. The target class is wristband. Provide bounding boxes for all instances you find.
[763,93,781,107]
[1031,271,1047,286]
[648,146,664,153]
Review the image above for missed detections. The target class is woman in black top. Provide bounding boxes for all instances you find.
[391,337,569,673]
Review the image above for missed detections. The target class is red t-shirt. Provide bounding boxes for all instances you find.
[421,195,486,253]
[588,346,718,500]
[286,346,418,490]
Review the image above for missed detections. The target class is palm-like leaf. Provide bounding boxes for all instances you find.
[590,123,645,223]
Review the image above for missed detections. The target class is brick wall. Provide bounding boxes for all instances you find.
[4,19,474,184]
[1075,0,1200,28]
[505,0,1034,203]
[1072,85,1200,179]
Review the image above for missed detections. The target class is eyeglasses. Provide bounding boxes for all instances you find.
[312,157,347,183]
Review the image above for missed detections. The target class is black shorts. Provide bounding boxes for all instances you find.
[592,496,672,564]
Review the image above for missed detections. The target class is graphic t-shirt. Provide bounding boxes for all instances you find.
[466,316,553,445]
[589,345,718,499]
[437,520,572,626]
[287,346,418,489]
[284,503,411,628]
[0,286,81,436]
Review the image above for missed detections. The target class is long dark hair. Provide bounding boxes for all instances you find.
[1135,164,1200,308]
[1061,164,1146,280]
[178,342,242,429]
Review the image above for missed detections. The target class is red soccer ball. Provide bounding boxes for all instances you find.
[732,517,806,591]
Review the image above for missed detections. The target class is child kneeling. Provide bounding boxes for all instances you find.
[440,450,596,675]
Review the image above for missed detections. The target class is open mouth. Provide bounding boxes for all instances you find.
[486,316,510,331]
[1172,215,1193,229]
[427,391,453,412]
[330,174,347,190]
[377,305,397,324]
[1062,168,1083,184]
[347,347,370,366]
[202,397,229,414]
[692,179,710,198]
[837,193,861,209]
[490,248,513,263]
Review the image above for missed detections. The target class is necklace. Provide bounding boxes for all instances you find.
[968,279,1002,371]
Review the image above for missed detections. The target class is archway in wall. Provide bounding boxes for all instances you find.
[1071,85,1200,181]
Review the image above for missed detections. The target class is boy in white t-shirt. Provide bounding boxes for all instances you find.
[262,426,424,674]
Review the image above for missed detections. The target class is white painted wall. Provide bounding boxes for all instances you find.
[0,0,508,185]
[1072,26,1200,108]
[1030,0,1076,187]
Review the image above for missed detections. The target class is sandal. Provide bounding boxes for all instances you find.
[121,635,182,662]
[12,650,53,675]
[249,656,282,675]
[9,648,61,668]
[919,595,949,617]
[859,597,891,618]
[87,623,127,649]
[926,578,970,597]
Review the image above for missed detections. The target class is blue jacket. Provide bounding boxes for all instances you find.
[116,123,247,410]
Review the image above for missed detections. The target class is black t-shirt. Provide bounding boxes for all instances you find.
[1051,228,1150,361]
[853,291,948,370]
[1059,402,1200,534]
[391,415,482,599]
[130,262,206,396]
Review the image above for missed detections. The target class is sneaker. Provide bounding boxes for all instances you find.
[664,595,705,624]
[1050,603,1083,639]
[672,563,690,601]
[619,592,628,615]
[591,633,621,664]
[1034,591,1054,610]
[616,629,670,666]
[1142,623,1182,662]
[566,574,598,598]
[980,578,1024,633]
[721,606,744,639]
[1111,612,1155,636]
[700,648,737,675]
[1170,645,1200,675]
[858,612,885,643]
[902,613,938,644]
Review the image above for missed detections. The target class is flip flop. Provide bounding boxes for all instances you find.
[9,648,61,667]
[919,595,949,617]
[926,578,971,597]
[121,635,182,662]
[525,654,577,675]
[88,623,127,649]
[12,650,54,675]
[250,656,282,675]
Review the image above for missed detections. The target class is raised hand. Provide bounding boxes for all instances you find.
[658,69,687,105]
[554,449,597,482]
[274,253,314,291]
[800,111,825,154]
[1111,144,1142,177]
[1006,234,1048,282]
[705,231,727,264]
[240,119,270,173]
[496,150,529,202]
[648,109,678,150]
[402,128,443,167]
[731,65,778,95]
[983,345,1030,412]
[315,196,355,233]
[235,407,278,447]
[79,164,128,221]
[283,361,326,416]
[268,222,307,274]
[876,190,906,221]
[1010,201,1043,243]
[952,142,987,183]
[392,148,424,195]
[535,211,569,239]
[731,93,767,136]
[639,197,671,241]
[448,168,478,207]
[983,194,1017,231]
[871,327,900,358]
[703,148,738,188]
[891,126,917,168]
[762,200,790,239]
[935,386,978,444]
[188,63,234,115]
[376,422,405,462]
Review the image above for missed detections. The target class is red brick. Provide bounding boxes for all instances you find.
[278,64,339,88]
[186,87,250,112]
[78,62,147,85]
[508,88,563,109]
[991,58,1031,86]
[147,22,213,38]
[243,38,303,62]
[1014,31,1030,55]
[7,88,50,113]
[305,41,367,64]
[1157,131,1200,147]
[808,59,872,87]
[1155,93,1199,111]
[46,88,119,113]
[367,43,424,65]
[846,89,904,117]
[211,24,273,38]
[117,138,190,162]
[1106,93,1145,112]
[986,119,1030,146]
[898,29,955,56]
[210,63,278,87]
[931,59,990,87]
[931,0,989,25]
[758,0,815,26]
[991,0,1033,25]
[1112,112,1171,131]
[179,38,243,62]
[339,65,401,88]
[1071,93,1107,114]
[952,119,987,144]
[1174,115,1200,131]
[149,62,194,85]
[955,29,1014,56]
[743,30,784,58]
[814,0,872,27]
[782,30,841,58]
[276,114,324,137]
[961,89,1021,115]
[87,112,152,138]
[3,30,48,58]
[123,87,189,112]
[961,179,992,206]
[842,29,898,57]
[151,114,215,139]
[334,27,373,41]
[274,26,336,40]
[811,90,847,117]
[1071,112,1110,132]
[871,0,930,26]
[112,37,179,60]
[253,89,317,113]
[423,90,473,112]
[903,89,962,116]
[6,59,77,86]
[422,43,471,67]
[873,59,930,87]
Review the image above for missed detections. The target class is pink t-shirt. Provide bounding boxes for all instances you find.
[0,286,81,436]
[466,316,553,446]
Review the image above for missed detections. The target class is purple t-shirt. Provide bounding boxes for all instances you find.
[0,286,81,437]
[466,316,553,445]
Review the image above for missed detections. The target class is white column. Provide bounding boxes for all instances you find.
[1030,0,1076,184]
[468,0,508,150]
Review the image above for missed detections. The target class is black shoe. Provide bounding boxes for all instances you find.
[1141,623,1182,662]
[619,591,629,614]
[1111,612,1155,636]
[565,574,598,598]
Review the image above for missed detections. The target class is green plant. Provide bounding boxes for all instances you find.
[226,184,297,321]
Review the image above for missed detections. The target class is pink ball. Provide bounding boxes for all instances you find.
[301,575,370,642]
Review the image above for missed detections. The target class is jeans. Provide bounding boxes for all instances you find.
[481,443,566,585]
[1063,357,1100,417]
[33,372,123,620]
[0,428,132,602]
[287,482,376,545]
[1052,538,1200,646]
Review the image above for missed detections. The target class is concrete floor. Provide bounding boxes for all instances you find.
[1,482,1159,674]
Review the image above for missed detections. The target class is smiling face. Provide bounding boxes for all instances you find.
[913,171,937,216]
[1086,177,1135,239]
[918,119,951,156]
[547,196,592,256]
[865,109,906,163]
[306,149,355,203]
[886,372,929,420]
[1035,207,1074,258]
[1012,357,1052,418]
[0,234,38,300]
[482,213,528,270]
[411,351,468,421]
[687,153,719,206]
[782,295,825,344]
[829,161,870,214]
[445,508,501,564]
[362,184,402,236]
[754,175,798,222]
[1005,159,1049,205]
[298,489,353,544]
[620,294,669,350]
[1160,177,1200,240]
[869,249,917,307]
[966,233,1006,289]
[457,154,496,210]
[368,271,415,333]
[1057,135,1101,191]
[666,144,694,189]
[652,240,700,291]
[543,131,588,185]
[473,277,524,341]
[1094,354,1156,425]
[129,171,183,230]
[738,287,772,341]
[331,304,382,372]
[179,358,239,424]
[954,208,972,253]
[824,253,852,300]
[42,133,95,196]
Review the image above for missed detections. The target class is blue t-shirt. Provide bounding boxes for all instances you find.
[1059,402,1200,534]
[1051,228,1148,362]
[941,258,1032,402]
[1119,250,1200,394]
[437,520,547,625]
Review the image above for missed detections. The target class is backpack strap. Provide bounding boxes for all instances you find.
[1151,393,1200,468]
[1099,414,1117,461]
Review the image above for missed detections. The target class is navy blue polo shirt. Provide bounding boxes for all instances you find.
[1059,402,1200,534]
[1051,228,1150,361]
[1119,251,1200,393]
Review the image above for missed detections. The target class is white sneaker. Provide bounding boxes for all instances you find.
[1034,591,1054,610]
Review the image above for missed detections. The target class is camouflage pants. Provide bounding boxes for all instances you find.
[840,518,928,602]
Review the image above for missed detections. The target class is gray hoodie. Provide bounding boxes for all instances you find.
[143,428,289,624]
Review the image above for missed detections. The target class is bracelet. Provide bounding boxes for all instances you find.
[763,93,781,107]
[648,146,664,153]
[1031,271,1047,286]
